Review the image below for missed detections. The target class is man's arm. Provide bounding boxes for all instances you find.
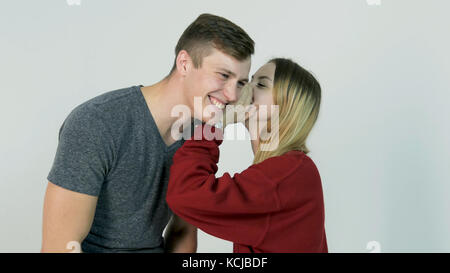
[41,181,98,253]
[164,214,197,253]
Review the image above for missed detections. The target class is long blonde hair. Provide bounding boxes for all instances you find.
[253,58,321,164]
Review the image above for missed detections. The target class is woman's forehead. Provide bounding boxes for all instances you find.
[253,62,275,78]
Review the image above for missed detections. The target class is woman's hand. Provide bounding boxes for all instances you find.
[221,84,257,128]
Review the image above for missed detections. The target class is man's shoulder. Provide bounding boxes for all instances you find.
[59,85,141,138]
[83,85,140,111]
[68,85,141,122]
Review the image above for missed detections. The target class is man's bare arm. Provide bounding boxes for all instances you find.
[41,181,98,253]
[164,214,197,253]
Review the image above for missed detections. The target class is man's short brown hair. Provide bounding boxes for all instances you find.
[169,13,255,74]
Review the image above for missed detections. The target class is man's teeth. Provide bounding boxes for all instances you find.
[210,96,225,110]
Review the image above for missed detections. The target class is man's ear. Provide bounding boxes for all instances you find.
[176,50,192,76]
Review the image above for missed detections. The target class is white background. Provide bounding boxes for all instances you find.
[1,0,449,252]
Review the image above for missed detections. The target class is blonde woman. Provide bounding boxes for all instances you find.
[166,58,327,253]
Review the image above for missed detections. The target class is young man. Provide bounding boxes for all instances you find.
[41,13,254,253]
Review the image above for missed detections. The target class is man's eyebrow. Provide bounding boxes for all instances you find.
[219,68,248,82]
[218,68,236,77]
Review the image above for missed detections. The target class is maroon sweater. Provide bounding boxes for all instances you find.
[166,125,328,253]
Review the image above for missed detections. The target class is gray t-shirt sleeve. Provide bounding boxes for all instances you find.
[47,104,114,196]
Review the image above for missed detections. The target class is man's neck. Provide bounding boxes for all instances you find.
[140,75,190,146]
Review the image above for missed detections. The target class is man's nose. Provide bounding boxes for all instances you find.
[223,82,238,102]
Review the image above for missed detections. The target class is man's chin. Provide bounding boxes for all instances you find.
[197,109,225,124]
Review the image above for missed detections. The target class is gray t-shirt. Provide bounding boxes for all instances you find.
[47,85,185,253]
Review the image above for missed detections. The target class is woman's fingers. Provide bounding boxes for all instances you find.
[244,104,258,122]
[236,84,253,106]
[220,84,255,126]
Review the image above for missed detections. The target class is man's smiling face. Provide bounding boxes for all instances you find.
[182,47,251,123]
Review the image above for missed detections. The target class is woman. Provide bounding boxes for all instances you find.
[166,58,327,253]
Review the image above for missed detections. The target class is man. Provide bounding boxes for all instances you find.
[41,13,254,253]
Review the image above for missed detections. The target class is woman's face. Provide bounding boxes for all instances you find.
[249,62,276,121]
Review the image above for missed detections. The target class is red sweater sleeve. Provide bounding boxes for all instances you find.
[166,124,302,246]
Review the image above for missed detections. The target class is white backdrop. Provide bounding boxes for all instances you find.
[1,0,449,252]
